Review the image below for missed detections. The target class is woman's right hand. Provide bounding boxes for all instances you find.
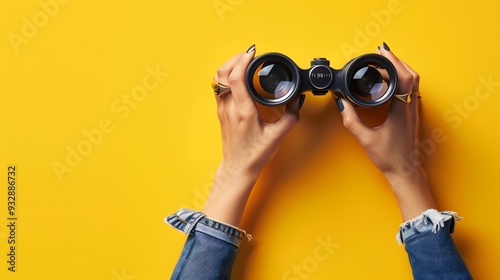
[202,45,302,226]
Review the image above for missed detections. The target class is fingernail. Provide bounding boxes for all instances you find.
[377,46,381,51]
[382,42,391,51]
[299,94,306,109]
[335,98,344,112]
[246,44,256,53]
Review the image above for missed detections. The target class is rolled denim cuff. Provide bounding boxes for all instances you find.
[165,208,252,247]
[396,209,462,245]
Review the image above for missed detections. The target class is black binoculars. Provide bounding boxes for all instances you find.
[246,53,398,108]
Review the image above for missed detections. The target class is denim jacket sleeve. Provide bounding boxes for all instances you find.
[166,209,252,280]
[166,208,473,279]
[396,209,473,280]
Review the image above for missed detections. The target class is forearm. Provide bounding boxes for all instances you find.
[389,168,472,279]
[384,167,437,222]
[202,162,259,227]
[168,163,257,279]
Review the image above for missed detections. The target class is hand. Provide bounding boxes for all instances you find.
[214,47,302,178]
[203,46,302,225]
[337,43,437,221]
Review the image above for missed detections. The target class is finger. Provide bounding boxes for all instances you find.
[272,94,303,137]
[228,49,257,111]
[214,89,232,122]
[386,89,412,126]
[337,98,373,144]
[400,60,420,92]
[399,60,420,113]
[398,59,420,123]
[379,44,414,118]
[284,94,305,116]
[377,67,390,82]
[216,54,243,85]
[412,96,420,140]
[214,54,242,119]
[379,45,414,95]
[386,98,410,126]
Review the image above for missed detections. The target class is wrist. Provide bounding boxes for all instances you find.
[383,166,428,189]
[216,161,260,189]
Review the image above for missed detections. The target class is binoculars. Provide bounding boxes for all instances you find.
[246,53,398,107]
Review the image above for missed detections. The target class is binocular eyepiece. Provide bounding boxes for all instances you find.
[246,53,398,107]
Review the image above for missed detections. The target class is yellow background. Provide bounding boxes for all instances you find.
[1,0,499,279]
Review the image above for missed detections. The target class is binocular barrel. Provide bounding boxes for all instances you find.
[246,53,398,107]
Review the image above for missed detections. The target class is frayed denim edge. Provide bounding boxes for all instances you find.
[396,209,462,245]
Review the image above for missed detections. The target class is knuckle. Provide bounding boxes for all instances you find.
[216,108,225,121]
[342,116,357,131]
[228,72,244,86]
[288,113,300,124]
[236,110,252,121]
[216,67,231,79]
[413,73,420,84]
[400,72,414,85]
[234,106,256,122]
[281,113,300,129]
[239,101,254,112]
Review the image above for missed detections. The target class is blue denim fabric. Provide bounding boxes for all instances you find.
[166,209,250,247]
[170,232,238,280]
[167,209,472,279]
[166,209,250,280]
[397,209,472,280]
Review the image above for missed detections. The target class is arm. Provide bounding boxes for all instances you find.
[204,44,302,227]
[168,45,302,280]
[338,43,435,221]
[337,42,472,279]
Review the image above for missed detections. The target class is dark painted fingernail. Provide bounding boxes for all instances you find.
[299,94,306,109]
[335,98,344,112]
[382,42,391,51]
[246,44,256,53]
[377,46,381,51]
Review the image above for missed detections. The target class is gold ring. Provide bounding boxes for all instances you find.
[211,80,231,96]
[394,91,412,103]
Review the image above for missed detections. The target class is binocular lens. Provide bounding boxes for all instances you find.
[252,61,295,100]
[247,53,300,105]
[344,55,396,107]
[351,66,385,100]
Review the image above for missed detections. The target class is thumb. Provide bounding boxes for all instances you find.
[272,94,303,136]
[336,98,372,141]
